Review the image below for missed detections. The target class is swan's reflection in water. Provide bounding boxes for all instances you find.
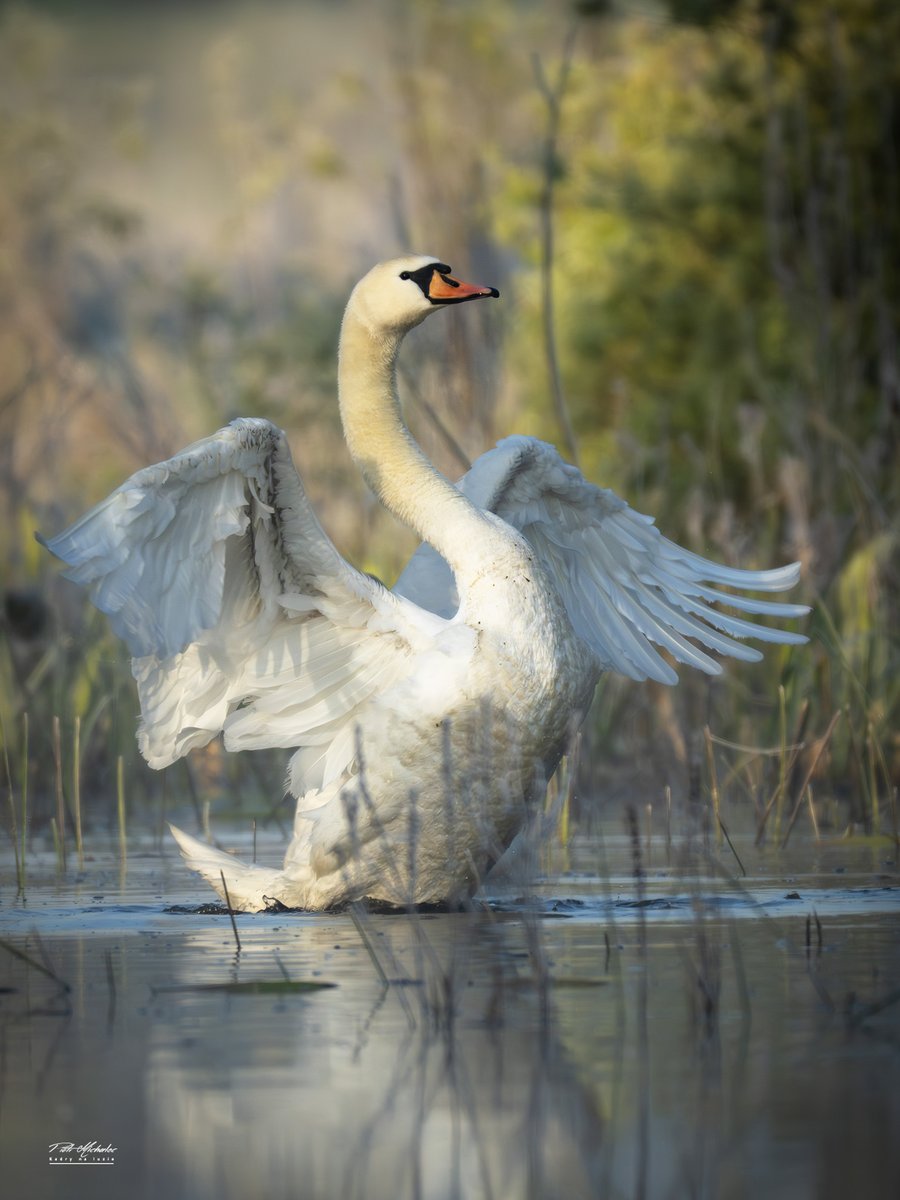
[145,913,606,1200]
[4,851,898,1199]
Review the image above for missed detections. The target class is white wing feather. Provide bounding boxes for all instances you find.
[41,418,434,780]
[395,435,808,685]
[44,420,807,791]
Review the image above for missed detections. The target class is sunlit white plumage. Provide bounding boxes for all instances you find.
[42,255,808,910]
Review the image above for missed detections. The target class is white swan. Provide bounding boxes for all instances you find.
[41,255,808,910]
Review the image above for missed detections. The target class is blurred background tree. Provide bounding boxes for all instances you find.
[0,0,896,838]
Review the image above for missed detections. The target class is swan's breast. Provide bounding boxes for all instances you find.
[388,621,478,719]
[453,538,593,758]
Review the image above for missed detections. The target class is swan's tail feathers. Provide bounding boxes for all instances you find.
[168,823,285,913]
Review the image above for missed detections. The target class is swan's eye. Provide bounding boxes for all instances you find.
[399,271,411,280]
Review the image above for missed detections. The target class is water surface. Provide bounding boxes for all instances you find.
[1,824,898,1199]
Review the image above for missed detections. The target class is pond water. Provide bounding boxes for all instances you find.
[1,822,898,1200]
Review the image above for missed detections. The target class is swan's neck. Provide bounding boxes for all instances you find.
[338,308,490,576]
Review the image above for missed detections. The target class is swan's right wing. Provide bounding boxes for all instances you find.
[41,418,446,784]
[395,435,808,684]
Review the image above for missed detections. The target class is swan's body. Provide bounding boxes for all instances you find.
[42,256,808,910]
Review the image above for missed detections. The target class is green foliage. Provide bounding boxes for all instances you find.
[498,1,898,822]
[511,2,898,511]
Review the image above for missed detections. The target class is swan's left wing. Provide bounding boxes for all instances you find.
[41,418,445,781]
[395,435,808,684]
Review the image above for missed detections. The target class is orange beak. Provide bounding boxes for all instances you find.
[427,269,500,304]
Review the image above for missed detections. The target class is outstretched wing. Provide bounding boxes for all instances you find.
[394,435,808,685]
[41,418,440,779]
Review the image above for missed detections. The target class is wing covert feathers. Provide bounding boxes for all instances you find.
[41,418,431,779]
[397,434,808,685]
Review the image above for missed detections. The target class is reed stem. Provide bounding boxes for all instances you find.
[53,715,66,871]
[73,715,83,868]
[806,785,820,841]
[665,784,672,864]
[220,870,241,953]
[774,684,787,840]
[117,754,126,862]
[867,721,880,835]
[703,725,721,846]
[782,711,841,848]
[645,802,653,867]
[0,709,22,892]
[20,712,28,895]
[51,815,62,873]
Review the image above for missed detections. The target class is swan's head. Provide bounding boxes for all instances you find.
[347,255,499,335]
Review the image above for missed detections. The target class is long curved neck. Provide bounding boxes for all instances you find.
[338,305,491,577]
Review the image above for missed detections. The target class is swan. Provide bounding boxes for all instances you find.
[41,255,808,910]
